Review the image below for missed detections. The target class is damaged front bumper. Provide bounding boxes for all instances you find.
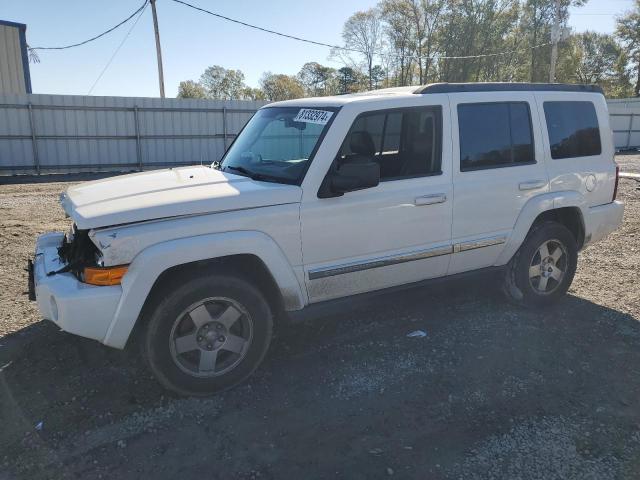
[29,232,122,343]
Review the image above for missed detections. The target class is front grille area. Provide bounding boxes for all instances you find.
[57,225,99,277]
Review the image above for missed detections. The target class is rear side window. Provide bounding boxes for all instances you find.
[458,102,535,171]
[338,106,442,181]
[543,101,601,159]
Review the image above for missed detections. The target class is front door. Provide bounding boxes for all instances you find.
[300,101,453,303]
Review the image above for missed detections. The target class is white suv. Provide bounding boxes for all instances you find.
[29,83,624,395]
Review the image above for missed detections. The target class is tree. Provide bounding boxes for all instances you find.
[177,80,207,99]
[199,65,247,100]
[437,0,521,82]
[616,0,640,96]
[370,65,386,88]
[522,0,588,82]
[298,62,335,96]
[240,87,266,101]
[338,9,383,89]
[379,0,417,86]
[557,32,632,97]
[260,72,305,101]
[384,0,445,84]
[336,67,360,94]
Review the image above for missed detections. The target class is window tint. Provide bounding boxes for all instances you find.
[381,112,402,154]
[458,102,535,171]
[543,101,601,159]
[338,107,442,181]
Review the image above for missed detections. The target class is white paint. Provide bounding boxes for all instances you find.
[31,86,625,350]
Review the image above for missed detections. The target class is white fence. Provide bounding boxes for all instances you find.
[608,97,640,151]
[0,93,637,176]
[0,94,267,175]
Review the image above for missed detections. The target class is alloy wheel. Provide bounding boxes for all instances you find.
[528,238,568,295]
[169,297,253,377]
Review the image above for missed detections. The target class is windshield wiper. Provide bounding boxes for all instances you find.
[224,165,287,184]
[224,165,257,178]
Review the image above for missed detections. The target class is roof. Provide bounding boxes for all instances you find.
[414,82,604,94]
[269,87,419,108]
[269,82,604,108]
[0,20,27,30]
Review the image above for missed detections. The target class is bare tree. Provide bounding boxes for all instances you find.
[379,0,415,85]
[336,8,383,89]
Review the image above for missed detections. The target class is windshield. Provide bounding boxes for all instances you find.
[219,106,337,185]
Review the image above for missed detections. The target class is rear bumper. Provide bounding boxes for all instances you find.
[584,200,624,246]
[31,232,122,343]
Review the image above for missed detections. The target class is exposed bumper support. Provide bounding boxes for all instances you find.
[31,232,122,343]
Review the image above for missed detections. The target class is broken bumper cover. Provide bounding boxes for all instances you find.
[31,232,122,343]
[585,200,624,246]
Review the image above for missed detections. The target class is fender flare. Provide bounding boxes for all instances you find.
[495,190,588,266]
[102,231,306,349]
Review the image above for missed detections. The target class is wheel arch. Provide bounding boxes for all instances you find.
[495,191,588,266]
[530,207,585,249]
[102,231,306,349]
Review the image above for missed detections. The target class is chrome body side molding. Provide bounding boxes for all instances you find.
[308,245,453,280]
[308,235,508,280]
[453,235,508,253]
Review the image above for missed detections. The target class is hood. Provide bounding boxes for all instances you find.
[62,166,302,229]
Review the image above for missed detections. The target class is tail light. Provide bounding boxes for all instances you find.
[612,164,620,201]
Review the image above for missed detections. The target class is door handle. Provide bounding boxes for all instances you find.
[519,180,546,191]
[414,193,447,206]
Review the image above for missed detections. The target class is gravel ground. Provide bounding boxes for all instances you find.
[1,155,639,479]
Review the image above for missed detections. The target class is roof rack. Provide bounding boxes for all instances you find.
[413,83,604,95]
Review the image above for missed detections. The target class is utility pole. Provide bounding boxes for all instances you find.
[150,0,166,98]
[549,0,561,83]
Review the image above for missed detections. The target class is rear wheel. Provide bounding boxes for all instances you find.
[144,273,273,396]
[504,221,578,307]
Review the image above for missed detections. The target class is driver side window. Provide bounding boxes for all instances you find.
[338,106,442,181]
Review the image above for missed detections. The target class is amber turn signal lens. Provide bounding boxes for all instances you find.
[83,265,128,286]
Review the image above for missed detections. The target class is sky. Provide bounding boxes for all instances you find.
[1,0,636,98]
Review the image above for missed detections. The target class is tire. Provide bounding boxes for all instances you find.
[503,221,578,308]
[143,273,273,396]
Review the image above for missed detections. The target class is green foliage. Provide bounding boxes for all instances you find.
[176,1,638,100]
[259,72,305,101]
[177,80,207,99]
[616,0,640,96]
[298,62,336,96]
[557,32,633,98]
[336,67,361,94]
[199,65,247,100]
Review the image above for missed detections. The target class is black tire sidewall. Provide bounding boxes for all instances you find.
[514,222,578,307]
[144,274,272,396]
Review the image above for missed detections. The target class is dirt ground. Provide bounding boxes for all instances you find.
[1,154,639,480]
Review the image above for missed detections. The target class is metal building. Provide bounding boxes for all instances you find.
[0,20,32,95]
[608,97,640,151]
[0,94,266,175]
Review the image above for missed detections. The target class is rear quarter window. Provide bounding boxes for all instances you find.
[543,101,601,159]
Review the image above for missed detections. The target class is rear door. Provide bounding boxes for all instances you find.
[448,92,549,274]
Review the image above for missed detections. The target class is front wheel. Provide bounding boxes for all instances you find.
[143,273,273,396]
[504,221,578,307]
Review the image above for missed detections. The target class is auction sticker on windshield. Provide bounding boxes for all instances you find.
[293,109,334,125]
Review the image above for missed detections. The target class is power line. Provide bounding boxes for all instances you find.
[31,0,148,50]
[171,0,552,61]
[87,1,149,95]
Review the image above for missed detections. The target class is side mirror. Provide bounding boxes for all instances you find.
[329,160,380,195]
